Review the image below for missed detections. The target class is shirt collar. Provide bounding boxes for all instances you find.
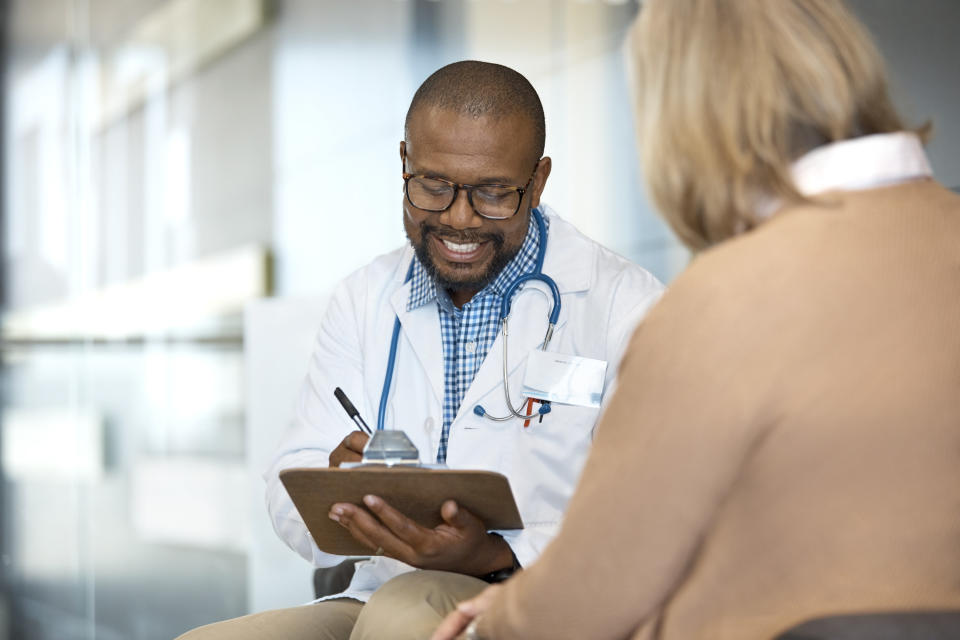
[407,256,438,311]
[755,132,933,219]
[792,131,933,197]
[406,212,548,312]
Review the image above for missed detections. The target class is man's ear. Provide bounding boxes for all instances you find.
[399,141,406,169]
[529,157,552,209]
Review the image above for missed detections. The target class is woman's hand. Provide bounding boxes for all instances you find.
[431,583,504,640]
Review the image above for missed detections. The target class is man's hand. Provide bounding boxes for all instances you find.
[328,431,369,467]
[328,496,514,576]
[430,584,503,640]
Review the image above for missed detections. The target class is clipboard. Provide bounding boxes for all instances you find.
[279,466,524,556]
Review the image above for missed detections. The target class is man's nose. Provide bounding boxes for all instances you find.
[440,188,483,230]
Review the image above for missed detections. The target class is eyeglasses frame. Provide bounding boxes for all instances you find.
[401,158,542,221]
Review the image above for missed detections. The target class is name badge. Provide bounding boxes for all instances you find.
[521,350,608,408]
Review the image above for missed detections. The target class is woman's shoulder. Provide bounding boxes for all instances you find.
[629,209,839,367]
[658,220,808,316]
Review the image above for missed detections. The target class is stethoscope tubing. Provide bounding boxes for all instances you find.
[377,260,416,431]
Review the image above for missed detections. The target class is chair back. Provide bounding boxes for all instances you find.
[775,611,960,640]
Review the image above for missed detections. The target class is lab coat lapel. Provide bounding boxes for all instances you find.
[389,283,444,407]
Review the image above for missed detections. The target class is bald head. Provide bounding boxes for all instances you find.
[404,60,546,161]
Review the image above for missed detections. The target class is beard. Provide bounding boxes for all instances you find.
[407,220,523,293]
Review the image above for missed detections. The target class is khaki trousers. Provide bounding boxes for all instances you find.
[175,570,488,640]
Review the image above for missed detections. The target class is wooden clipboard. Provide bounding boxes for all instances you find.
[279,466,524,556]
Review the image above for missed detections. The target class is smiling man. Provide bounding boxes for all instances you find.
[177,61,664,640]
[401,100,547,309]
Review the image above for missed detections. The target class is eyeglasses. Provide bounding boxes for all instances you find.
[402,161,540,220]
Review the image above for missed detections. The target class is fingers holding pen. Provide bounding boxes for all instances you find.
[342,431,370,453]
[328,430,370,467]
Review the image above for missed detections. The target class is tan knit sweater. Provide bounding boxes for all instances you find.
[480,180,960,640]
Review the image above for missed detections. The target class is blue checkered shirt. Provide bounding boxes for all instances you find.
[407,214,548,463]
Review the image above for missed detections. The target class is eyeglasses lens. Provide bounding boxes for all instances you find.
[406,177,520,219]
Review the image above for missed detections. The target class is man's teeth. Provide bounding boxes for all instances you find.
[442,239,480,253]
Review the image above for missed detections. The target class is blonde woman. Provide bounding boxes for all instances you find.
[433,0,960,639]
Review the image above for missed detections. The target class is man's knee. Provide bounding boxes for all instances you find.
[351,571,487,640]
[175,599,363,640]
[374,570,488,615]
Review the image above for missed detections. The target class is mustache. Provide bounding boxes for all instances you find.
[419,221,503,246]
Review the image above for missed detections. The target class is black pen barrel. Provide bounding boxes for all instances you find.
[334,387,372,434]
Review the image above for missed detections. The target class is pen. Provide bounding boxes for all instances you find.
[333,387,373,435]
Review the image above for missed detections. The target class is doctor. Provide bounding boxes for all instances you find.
[178,61,663,640]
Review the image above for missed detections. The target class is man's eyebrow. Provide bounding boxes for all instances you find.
[476,175,517,185]
[414,169,451,180]
[409,167,518,185]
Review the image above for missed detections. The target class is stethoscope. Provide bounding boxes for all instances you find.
[377,207,561,431]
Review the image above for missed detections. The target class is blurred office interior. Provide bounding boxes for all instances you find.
[0,0,958,638]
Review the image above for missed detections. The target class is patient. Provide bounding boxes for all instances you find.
[433,0,960,638]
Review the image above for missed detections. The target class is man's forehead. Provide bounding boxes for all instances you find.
[408,107,532,143]
[405,107,537,167]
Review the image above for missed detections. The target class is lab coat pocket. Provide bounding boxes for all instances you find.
[506,402,600,525]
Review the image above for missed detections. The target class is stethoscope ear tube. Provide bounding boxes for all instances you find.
[473,209,560,422]
[499,273,562,325]
[476,208,562,423]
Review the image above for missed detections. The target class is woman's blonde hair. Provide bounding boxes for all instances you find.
[629,0,925,251]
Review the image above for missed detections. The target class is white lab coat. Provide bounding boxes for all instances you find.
[264,206,665,602]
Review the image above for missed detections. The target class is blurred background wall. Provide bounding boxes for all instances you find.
[0,1,957,638]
